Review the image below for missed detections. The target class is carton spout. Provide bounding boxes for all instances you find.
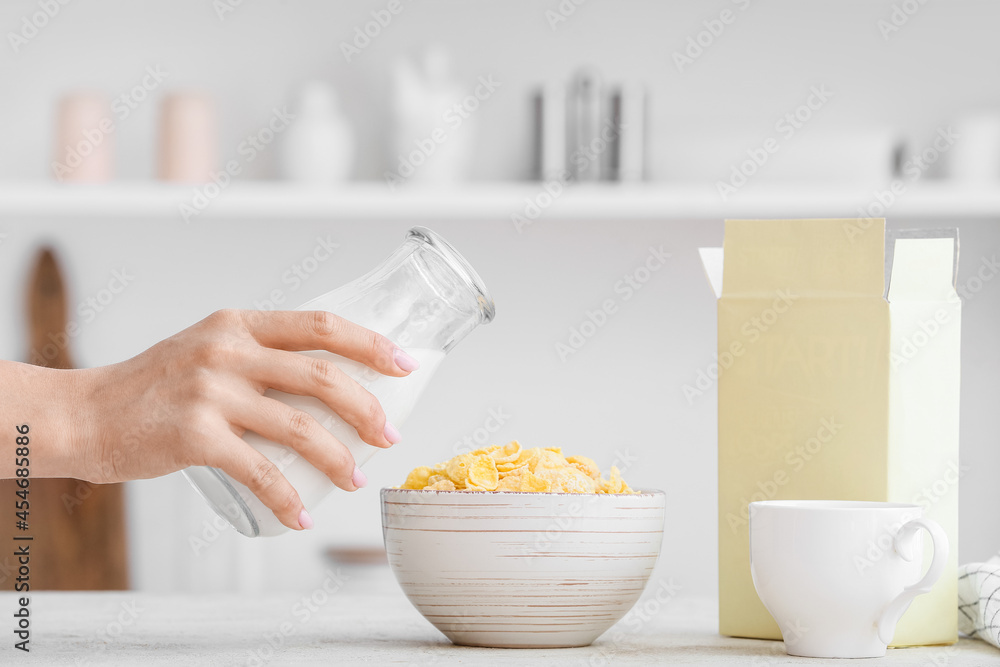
[699,247,724,299]
[885,229,960,300]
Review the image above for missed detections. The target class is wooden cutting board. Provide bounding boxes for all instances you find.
[0,248,129,590]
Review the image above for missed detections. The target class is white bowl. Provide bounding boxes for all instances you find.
[380,488,666,648]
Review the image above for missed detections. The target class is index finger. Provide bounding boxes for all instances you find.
[238,310,420,377]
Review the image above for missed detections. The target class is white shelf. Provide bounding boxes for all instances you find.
[0,181,998,221]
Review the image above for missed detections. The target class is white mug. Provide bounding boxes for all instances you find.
[749,500,948,658]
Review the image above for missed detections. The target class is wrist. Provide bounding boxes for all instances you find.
[39,365,92,480]
[64,365,112,482]
[32,364,105,481]
[1,361,79,479]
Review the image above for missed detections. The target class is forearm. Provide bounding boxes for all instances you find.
[0,360,90,480]
[0,309,410,531]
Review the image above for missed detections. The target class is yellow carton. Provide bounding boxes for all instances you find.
[707,219,959,646]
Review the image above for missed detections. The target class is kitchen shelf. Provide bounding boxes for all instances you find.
[0,181,998,221]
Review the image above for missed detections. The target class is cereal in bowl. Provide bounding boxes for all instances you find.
[399,441,636,493]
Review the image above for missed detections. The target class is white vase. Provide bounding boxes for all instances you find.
[280,82,354,185]
[389,45,475,186]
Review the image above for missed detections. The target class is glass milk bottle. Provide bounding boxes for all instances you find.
[184,227,495,537]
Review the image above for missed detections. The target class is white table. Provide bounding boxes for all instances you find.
[6,566,999,666]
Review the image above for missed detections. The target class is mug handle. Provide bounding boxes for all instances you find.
[876,517,949,645]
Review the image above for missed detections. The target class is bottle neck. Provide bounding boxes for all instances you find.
[395,229,494,352]
[306,228,494,355]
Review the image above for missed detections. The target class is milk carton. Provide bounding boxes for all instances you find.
[703,219,960,646]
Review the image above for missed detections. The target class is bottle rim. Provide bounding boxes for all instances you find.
[406,227,496,324]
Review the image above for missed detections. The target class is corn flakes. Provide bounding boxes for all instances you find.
[468,457,500,490]
[425,478,457,491]
[490,440,521,465]
[445,453,475,487]
[401,466,433,490]
[399,442,636,494]
[566,455,601,480]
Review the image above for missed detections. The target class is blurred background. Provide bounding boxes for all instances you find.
[0,0,997,597]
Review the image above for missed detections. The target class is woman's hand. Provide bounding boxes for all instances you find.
[69,309,419,531]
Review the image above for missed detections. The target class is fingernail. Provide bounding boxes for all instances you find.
[298,509,314,530]
[394,347,420,372]
[352,466,368,489]
[384,421,402,444]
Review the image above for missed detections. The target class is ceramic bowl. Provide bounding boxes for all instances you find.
[380,488,666,648]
